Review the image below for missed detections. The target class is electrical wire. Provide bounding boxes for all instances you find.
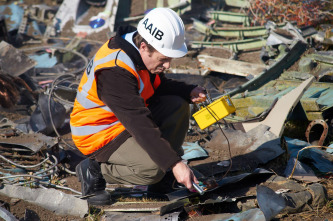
[57,164,76,175]
[0,154,50,169]
[0,152,80,195]
[38,181,82,195]
[203,105,233,181]
[34,153,58,176]
[51,78,78,106]
[288,145,333,179]
[20,45,86,150]
[0,174,48,180]
[11,177,81,195]
[172,94,234,192]
[47,74,77,150]
[0,153,58,182]
[13,180,35,186]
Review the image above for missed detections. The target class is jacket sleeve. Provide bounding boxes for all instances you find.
[96,67,182,172]
[154,73,197,102]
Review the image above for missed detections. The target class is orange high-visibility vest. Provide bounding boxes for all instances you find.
[70,42,161,155]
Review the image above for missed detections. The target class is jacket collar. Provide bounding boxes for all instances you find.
[108,26,147,71]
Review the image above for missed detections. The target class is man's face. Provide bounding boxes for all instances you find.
[139,42,172,74]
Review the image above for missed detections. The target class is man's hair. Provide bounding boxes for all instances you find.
[133,32,156,53]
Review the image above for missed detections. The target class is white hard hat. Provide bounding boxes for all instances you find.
[137,8,187,58]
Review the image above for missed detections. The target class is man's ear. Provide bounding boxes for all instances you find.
[139,42,148,52]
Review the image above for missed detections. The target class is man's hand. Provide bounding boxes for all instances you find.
[172,161,198,189]
[190,86,206,103]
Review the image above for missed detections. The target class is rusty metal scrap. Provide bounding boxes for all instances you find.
[0,185,88,217]
[0,74,20,108]
[305,119,329,146]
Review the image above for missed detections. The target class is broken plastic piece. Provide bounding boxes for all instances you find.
[89,11,110,29]
[89,17,105,28]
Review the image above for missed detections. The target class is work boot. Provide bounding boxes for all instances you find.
[75,158,112,205]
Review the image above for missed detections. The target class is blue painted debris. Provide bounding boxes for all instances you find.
[327,144,333,154]
[29,53,58,68]
[285,137,333,174]
[257,185,286,220]
[214,208,266,221]
[181,141,208,161]
[284,157,319,182]
[0,3,23,31]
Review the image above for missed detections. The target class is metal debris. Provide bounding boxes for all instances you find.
[198,54,267,77]
[105,198,188,215]
[0,206,18,221]
[191,37,267,52]
[166,168,274,201]
[102,211,181,221]
[242,76,315,136]
[0,131,57,153]
[256,185,286,220]
[208,11,251,26]
[0,41,37,77]
[0,185,88,218]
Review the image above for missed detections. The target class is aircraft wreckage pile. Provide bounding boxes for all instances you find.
[0,0,332,220]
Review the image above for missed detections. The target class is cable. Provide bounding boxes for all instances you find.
[0,153,59,185]
[20,45,85,150]
[34,153,58,176]
[0,174,49,180]
[38,181,82,195]
[0,154,49,169]
[51,77,78,106]
[57,164,76,175]
[8,179,81,195]
[47,74,78,150]
[203,104,233,181]
[288,145,333,179]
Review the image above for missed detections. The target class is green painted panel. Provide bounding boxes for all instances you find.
[225,0,250,8]
[305,112,324,121]
[209,11,250,25]
[300,98,320,112]
[191,37,266,51]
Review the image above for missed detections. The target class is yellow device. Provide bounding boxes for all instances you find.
[193,95,236,130]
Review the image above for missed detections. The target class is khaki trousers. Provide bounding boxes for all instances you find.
[100,95,190,185]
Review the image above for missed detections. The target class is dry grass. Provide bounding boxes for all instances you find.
[116,197,161,203]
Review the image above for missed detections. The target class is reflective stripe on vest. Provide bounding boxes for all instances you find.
[71,122,120,136]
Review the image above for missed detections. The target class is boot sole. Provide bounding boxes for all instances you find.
[87,195,112,206]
